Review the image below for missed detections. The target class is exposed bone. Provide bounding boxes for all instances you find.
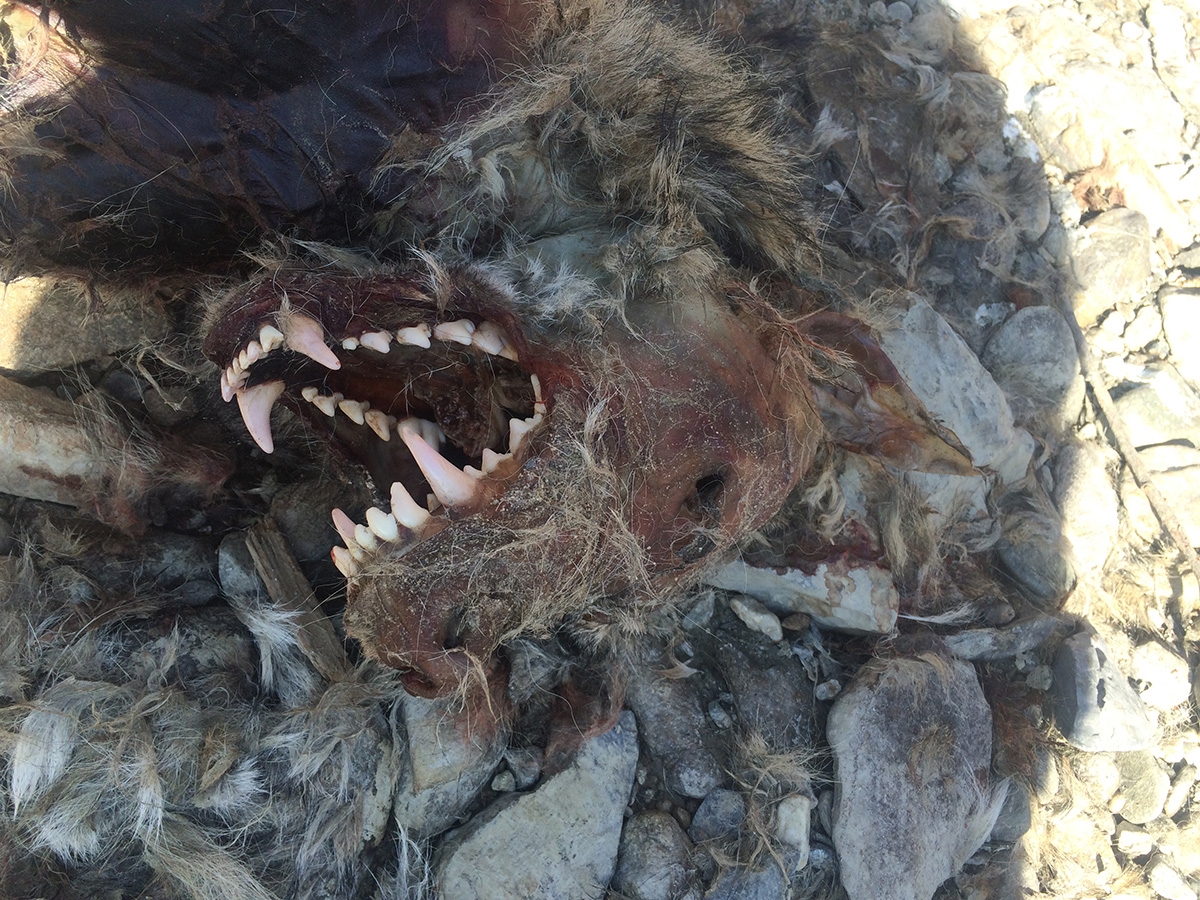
[338,398,369,425]
[471,320,507,355]
[390,481,431,530]
[433,319,475,346]
[258,323,285,352]
[508,412,543,455]
[341,336,360,350]
[364,409,396,441]
[399,424,482,507]
[283,313,341,370]
[313,392,342,417]
[354,524,380,552]
[360,331,392,353]
[366,506,400,542]
[396,324,432,348]
[236,380,286,453]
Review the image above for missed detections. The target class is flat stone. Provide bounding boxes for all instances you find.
[1051,631,1156,752]
[876,299,1034,484]
[706,558,897,635]
[1112,363,1200,448]
[981,306,1083,432]
[624,666,723,800]
[944,614,1069,661]
[436,711,638,900]
[1111,750,1170,825]
[1069,209,1153,328]
[611,811,697,900]
[1161,287,1200,388]
[1053,442,1121,572]
[0,277,169,375]
[688,789,746,844]
[828,644,1001,900]
[1130,641,1192,711]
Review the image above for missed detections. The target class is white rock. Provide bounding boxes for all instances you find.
[1147,856,1198,900]
[1131,641,1192,710]
[1161,287,1200,388]
[774,795,813,870]
[1053,442,1121,573]
[707,558,898,635]
[1114,821,1155,857]
[729,595,783,643]
[1123,304,1164,350]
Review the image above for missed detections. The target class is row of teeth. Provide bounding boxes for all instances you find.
[219,314,518,404]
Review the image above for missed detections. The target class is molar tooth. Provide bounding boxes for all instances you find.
[313,392,342,417]
[331,546,358,577]
[396,324,432,348]
[341,336,360,351]
[471,320,507,355]
[259,324,285,353]
[338,398,369,425]
[366,507,400,542]
[398,416,444,447]
[481,448,513,474]
[236,380,286,454]
[399,423,484,508]
[284,313,342,370]
[360,330,392,353]
[301,386,320,403]
[354,524,379,552]
[390,481,431,530]
[364,409,396,441]
[508,412,543,455]
[433,319,476,346]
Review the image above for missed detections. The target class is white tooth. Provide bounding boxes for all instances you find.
[236,380,286,454]
[284,313,341,370]
[399,416,443,447]
[220,369,234,403]
[508,412,543,455]
[331,546,358,577]
[365,409,396,441]
[390,481,431,530]
[471,320,507,355]
[361,331,392,353]
[433,319,476,346]
[331,508,359,546]
[338,398,368,425]
[246,340,264,364]
[463,465,484,480]
[301,386,320,403]
[366,507,400,541]
[313,392,342,417]
[399,423,484,508]
[531,374,543,403]
[238,348,251,370]
[230,356,243,376]
[354,524,379,552]
[427,494,440,513]
[259,324,285,352]
[341,336,360,350]
[396,324,432,348]
[481,448,513,474]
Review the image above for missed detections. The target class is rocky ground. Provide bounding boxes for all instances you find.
[2,1,1200,899]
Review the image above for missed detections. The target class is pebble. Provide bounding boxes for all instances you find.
[716,632,816,753]
[704,859,794,900]
[611,810,697,900]
[943,614,1067,661]
[1112,363,1200,448]
[728,594,782,644]
[773,795,813,869]
[1115,821,1156,857]
[1051,631,1156,752]
[1069,208,1154,328]
[688,789,746,844]
[1163,764,1197,818]
[1130,641,1193,711]
[1123,304,1163,351]
[981,305,1084,431]
[1111,750,1171,825]
[436,711,638,900]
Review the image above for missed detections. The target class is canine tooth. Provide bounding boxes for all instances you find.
[508,412,543,454]
[471,320,507,355]
[338,398,369,425]
[366,507,400,541]
[313,392,342,417]
[284,313,341,370]
[360,330,392,353]
[236,380,285,454]
[259,324,285,352]
[396,324,432,348]
[331,546,358,577]
[390,481,431,530]
[481,448,513,474]
[354,524,379,552]
[301,386,320,403]
[433,319,475,346]
[364,409,396,441]
[220,369,234,403]
[341,336,360,350]
[400,423,483,507]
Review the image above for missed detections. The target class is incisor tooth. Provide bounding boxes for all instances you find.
[433,319,475,345]
[508,412,543,455]
[236,380,285,454]
[360,331,392,353]
[313,392,342,417]
[366,507,400,541]
[246,340,264,364]
[390,481,430,530]
[338,398,368,425]
[396,324,432,348]
[331,546,357,577]
[364,409,396,441]
[284,313,341,370]
[400,423,483,508]
[259,324,285,352]
[238,348,251,370]
[354,524,379,552]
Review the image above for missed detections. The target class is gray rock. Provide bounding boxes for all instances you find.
[989,781,1031,842]
[1069,208,1153,328]
[944,615,1068,661]
[716,628,816,753]
[270,480,346,564]
[436,711,638,900]
[828,645,1003,900]
[1112,750,1171,825]
[981,306,1084,431]
[1131,641,1192,711]
[218,532,267,601]
[611,811,697,900]
[1053,442,1121,573]
[703,858,792,900]
[1147,855,1198,900]
[1051,631,1156,752]
[689,789,746,844]
[1112,363,1200,448]
[1127,445,1200,545]
[0,277,169,374]
[876,299,1034,484]
[393,693,507,837]
[0,516,13,555]
[995,508,1076,605]
[625,666,723,799]
[1161,287,1200,388]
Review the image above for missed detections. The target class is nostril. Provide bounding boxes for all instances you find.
[442,607,468,651]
